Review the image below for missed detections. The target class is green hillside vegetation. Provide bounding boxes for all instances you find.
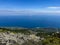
[0,27,60,45]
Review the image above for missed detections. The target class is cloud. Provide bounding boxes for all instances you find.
[0,10,39,15]
[38,6,60,15]
[0,9,60,15]
[47,7,60,9]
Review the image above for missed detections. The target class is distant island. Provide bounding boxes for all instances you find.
[0,27,60,45]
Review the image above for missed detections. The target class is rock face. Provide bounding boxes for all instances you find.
[0,31,40,45]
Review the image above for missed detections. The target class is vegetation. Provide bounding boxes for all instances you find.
[0,27,60,45]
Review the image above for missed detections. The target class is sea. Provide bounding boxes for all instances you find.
[0,15,60,28]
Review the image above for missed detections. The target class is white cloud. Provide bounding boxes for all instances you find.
[47,7,60,9]
[0,10,39,15]
[0,8,60,15]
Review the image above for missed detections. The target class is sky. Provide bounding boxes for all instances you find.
[0,0,60,15]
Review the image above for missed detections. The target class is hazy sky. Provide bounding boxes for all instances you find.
[0,0,60,15]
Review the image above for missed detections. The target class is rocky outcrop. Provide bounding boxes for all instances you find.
[0,31,40,45]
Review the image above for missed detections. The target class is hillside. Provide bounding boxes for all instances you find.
[0,27,60,45]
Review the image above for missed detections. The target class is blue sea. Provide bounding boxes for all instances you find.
[0,15,60,28]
